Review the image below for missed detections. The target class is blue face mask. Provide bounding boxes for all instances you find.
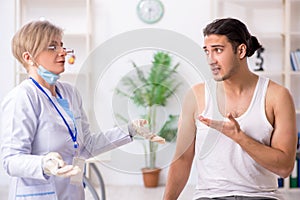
[37,65,60,85]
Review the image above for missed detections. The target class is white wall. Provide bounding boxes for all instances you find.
[92,0,211,48]
[0,0,16,186]
[0,0,212,187]
[90,0,211,186]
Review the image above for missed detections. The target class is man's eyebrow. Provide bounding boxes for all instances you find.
[212,44,224,48]
[203,44,225,49]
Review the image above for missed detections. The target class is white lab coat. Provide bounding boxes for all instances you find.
[0,79,132,200]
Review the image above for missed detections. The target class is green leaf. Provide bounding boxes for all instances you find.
[158,115,179,142]
[114,51,182,168]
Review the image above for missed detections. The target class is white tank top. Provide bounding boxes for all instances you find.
[193,77,283,199]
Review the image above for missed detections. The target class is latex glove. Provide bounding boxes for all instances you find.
[128,119,166,144]
[42,152,81,178]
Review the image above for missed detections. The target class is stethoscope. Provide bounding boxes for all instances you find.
[30,77,79,150]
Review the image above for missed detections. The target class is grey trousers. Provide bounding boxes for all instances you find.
[196,196,276,200]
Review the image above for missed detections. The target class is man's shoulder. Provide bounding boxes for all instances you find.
[266,79,293,109]
[267,79,290,95]
[192,82,205,93]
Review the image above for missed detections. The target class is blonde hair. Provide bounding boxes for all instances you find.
[12,20,63,68]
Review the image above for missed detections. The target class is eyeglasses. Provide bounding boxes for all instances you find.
[47,46,74,54]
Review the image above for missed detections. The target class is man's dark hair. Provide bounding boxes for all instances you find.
[203,18,262,57]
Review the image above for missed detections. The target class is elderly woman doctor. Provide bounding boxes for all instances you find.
[0,20,164,200]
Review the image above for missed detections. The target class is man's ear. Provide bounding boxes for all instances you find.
[238,44,247,59]
[22,52,34,66]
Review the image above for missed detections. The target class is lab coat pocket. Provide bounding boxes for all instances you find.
[15,183,57,200]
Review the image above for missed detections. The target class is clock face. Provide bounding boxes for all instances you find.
[137,0,164,24]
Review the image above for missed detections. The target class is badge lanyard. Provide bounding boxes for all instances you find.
[30,77,79,150]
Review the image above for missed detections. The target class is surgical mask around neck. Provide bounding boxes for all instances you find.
[37,65,60,85]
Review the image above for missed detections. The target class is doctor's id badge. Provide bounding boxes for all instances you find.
[70,157,85,185]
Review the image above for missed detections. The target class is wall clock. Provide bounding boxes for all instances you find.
[136,0,164,24]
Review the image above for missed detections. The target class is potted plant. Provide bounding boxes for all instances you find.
[115,51,181,187]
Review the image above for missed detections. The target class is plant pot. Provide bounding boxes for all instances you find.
[141,168,161,188]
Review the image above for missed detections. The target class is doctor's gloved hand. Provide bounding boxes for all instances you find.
[128,119,166,144]
[42,152,81,178]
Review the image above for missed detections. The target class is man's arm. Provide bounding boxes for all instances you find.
[164,85,203,200]
[199,82,297,178]
[163,140,195,200]
[241,82,297,177]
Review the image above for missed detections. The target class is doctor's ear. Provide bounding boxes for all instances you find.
[22,52,34,66]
